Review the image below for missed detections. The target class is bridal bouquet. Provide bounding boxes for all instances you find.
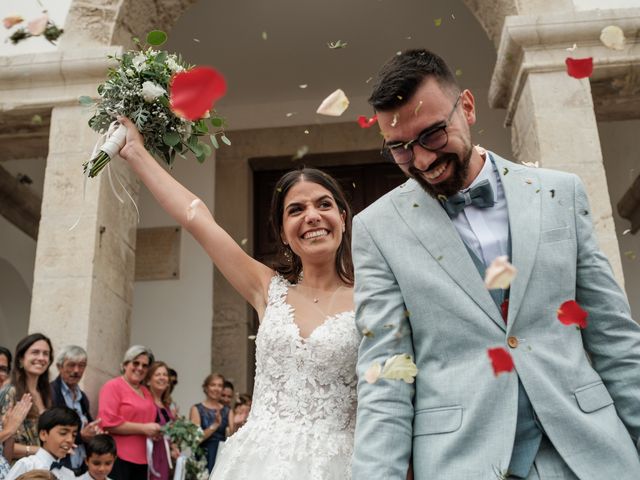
[80,33,228,178]
[163,416,209,480]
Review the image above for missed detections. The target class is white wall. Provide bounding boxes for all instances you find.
[130,156,214,414]
[573,0,640,9]
[598,119,640,318]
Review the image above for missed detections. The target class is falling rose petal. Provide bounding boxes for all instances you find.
[170,66,227,121]
[485,256,517,289]
[365,363,382,384]
[600,25,625,51]
[622,229,631,236]
[357,114,378,128]
[292,145,309,160]
[380,354,418,383]
[316,89,349,116]
[566,43,578,52]
[3,15,24,29]
[186,199,203,221]
[557,300,588,329]
[566,57,593,79]
[27,13,48,35]
[487,347,514,376]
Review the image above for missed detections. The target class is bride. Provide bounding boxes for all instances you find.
[116,117,359,479]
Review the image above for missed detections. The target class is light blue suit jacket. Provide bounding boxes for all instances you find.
[352,154,640,479]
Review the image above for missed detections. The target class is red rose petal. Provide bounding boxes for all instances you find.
[170,66,227,121]
[357,114,378,128]
[500,299,509,324]
[487,347,514,376]
[565,57,593,79]
[557,300,588,329]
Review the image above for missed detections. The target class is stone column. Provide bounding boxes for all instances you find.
[28,104,139,405]
[489,8,640,286]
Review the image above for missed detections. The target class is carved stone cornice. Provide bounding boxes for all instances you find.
[0,47,121,111]
[489,8,640,125]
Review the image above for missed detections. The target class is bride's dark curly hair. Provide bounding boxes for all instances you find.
[270,168,353,286]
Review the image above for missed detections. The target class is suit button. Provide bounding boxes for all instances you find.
[507,336,519,348]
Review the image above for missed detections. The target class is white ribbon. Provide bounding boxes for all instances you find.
[101,123,128,159]
[147,437,161,479]
[172,454,188,480]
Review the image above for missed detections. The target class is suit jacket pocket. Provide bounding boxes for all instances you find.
[413,406,463,436]
[541,225,571,243]
[574,381,614,413]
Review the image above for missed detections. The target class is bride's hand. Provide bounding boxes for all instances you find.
[116,116,145,161]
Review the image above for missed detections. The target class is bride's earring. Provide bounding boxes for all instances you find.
[283,243,292,261]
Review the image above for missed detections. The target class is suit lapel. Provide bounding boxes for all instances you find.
[492,154,541,327]
[391,180,506,331]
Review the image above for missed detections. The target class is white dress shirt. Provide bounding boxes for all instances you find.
[451,147,510,265]
[76,472,113,480]
[5,447,75,480]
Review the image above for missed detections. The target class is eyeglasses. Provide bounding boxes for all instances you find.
[381,93,462,165]
[0,366,8,373]
[131,360,149,369]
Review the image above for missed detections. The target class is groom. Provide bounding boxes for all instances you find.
[352,49,640,479]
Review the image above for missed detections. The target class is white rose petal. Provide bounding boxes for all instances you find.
[600,25,625,51]
[132,53,147,71]
[316,89,350,116]
[484,255,518,290]
[380,354,418,384]
[27,13,48,35]
[141,81,166,102]
[166,56,185,72]
[186,199,203,221]
[364,362,382,384]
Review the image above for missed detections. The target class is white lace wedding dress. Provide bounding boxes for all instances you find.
[210,274,359,479]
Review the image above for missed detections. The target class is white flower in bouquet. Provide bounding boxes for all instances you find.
[79,32,229,178]
[141,81,166,102]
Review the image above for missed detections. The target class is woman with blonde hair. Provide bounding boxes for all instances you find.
[145,361,176,480]
[189,374,231,473]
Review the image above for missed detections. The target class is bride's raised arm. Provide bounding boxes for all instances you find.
[117,116,273,313]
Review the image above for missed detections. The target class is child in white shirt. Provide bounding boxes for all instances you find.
[75,435,116,480]
[6,407,79,480]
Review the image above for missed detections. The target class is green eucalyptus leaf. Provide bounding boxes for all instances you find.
[210,117,223,128]
[78,96,94,106]
[201,143,212,157]
[155,51,168,64]
[163,131,181,147]
[146,30,167,46]
[210,134,219,149]
[221,135,231,146]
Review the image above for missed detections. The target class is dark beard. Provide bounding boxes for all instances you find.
[408,146,472,198]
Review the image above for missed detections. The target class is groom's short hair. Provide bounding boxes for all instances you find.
[369,49,459,112]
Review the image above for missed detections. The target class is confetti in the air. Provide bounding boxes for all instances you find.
[391,113,399,127]
[240,238,248,246]
[434,18,442,27]
[27,13,48,35]
[455,69,463,77]
[170,67,227,121]
[357,114,378,128]
[622,229,631,236]
[299,84,308,89]
[3,15,24,29]
[600,25,625,50]
[30,114,43,125]
[414,101,423,116]
[566,57,593,79]
[484,256,517,290]
[566,43,578,52]
[248,335,256,341]
[304,129,310,134]
[293,145,309,160]
[522,161,539,168]
[557,300,588,329]
[186,199,203,221]
[327,40,348,49]
[365,77,373,83]
[362,328,374,338]
[365,354,418,384]
[488,347,515,376]
[261,31,268,40]
[285,112,296,117]
[316,89,350,116]
[624,250,637,260]
[193,38,200,43]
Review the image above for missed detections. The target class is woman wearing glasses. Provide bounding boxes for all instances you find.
[98,346,160,480]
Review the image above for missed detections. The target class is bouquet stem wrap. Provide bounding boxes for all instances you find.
[85,122,128,178]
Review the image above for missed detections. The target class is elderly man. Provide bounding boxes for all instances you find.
[51,345,102,475]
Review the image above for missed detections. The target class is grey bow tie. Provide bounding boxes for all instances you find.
[441,179,495,218]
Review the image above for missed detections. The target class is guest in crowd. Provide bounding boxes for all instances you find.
[77,434,117,480]
[0,334,53,460]
[228,394,252,436]
[145,362,175,480]
[0,393,32,475]
[166,369,179,417]
[98,346,160,480]
[220,381,233,409]
[14,471,55,480]
[50,345,102,475]
[5,406,80,480]
[189,374,232,473]
[0,347,11,388]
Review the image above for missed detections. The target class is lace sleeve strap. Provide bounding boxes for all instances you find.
[266,274,289,307]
